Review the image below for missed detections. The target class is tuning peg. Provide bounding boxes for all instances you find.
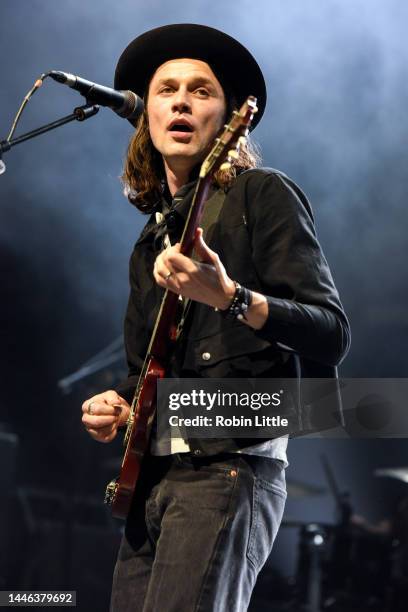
[220,162,232,171]
[228,150,239,160]
[238,136,247,146]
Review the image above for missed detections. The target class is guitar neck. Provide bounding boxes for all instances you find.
[145,175,212,360]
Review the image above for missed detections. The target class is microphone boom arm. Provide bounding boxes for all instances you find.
[0,103,99,174]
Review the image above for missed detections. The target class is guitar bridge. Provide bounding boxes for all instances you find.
[104,479,118,506]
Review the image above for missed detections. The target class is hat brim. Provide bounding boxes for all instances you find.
[114,23,266,130]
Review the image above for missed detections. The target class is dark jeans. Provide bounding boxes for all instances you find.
[110,452,287,612]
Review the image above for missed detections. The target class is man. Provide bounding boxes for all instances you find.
[81,24,350,612]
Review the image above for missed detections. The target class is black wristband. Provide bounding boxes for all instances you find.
[216,282,253,321]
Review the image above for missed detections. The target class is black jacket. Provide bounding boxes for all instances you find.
[116,168,351,455]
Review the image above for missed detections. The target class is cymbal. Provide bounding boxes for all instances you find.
[374,467,408,483]
[286,478,326,498]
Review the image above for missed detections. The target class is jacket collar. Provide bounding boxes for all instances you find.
[135,178,203,249]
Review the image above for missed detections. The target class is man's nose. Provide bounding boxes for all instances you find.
[171,88,191,113]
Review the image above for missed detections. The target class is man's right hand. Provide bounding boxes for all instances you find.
[81,390,131,443]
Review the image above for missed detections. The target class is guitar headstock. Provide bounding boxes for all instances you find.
[199,96,258,179]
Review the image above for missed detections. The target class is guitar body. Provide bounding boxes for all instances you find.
[105,96,258,519]
[105,357,165,519]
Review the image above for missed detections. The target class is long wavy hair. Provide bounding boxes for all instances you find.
[121,92,261,213]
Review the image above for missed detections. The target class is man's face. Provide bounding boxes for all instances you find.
[147,58,226,172]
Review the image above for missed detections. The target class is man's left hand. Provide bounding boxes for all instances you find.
[153,227,236,310]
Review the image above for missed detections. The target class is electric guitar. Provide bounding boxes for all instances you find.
[105,96,258,519]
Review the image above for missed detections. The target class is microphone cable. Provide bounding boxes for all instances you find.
[5,72,52,142]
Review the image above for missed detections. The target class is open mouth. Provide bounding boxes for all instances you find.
[169,124,193,132]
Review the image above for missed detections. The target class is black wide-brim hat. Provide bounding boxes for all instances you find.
[114,23,266,130]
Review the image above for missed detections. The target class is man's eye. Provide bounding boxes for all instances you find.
[195,88,210,97]
[159,86,173,94]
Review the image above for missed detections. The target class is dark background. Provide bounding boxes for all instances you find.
[1,1,407,610]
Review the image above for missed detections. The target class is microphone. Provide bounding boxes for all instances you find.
[49,70,144,121]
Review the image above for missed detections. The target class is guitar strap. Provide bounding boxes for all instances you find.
[194,186,227,247]
[176,187,227,337]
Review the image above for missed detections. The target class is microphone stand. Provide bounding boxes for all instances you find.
[1,100,114,592]
[0,103,99,174]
